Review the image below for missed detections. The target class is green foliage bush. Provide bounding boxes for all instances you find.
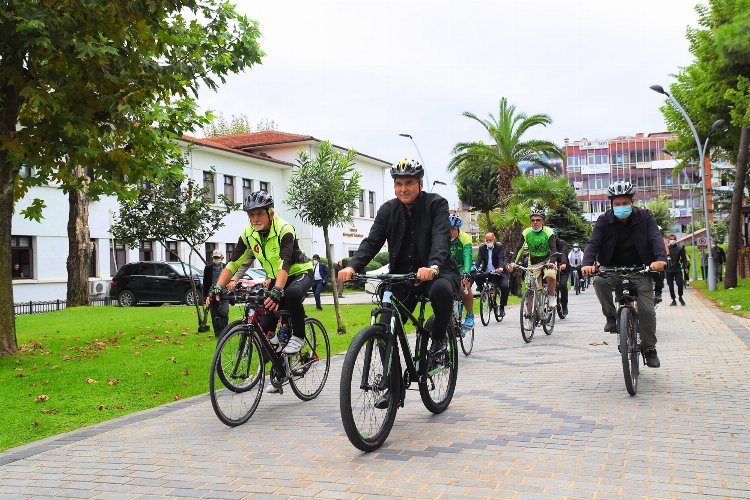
[373,252,390,265]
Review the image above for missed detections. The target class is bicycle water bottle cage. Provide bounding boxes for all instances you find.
[615,280,639,303]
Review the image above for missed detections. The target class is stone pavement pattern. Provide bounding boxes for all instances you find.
[1,286,749,499]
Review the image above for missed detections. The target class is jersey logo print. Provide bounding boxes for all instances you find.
[253,244,260,254]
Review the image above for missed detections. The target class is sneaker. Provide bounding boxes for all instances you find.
[498,306,506,317]
[282,336,306,354]
[654,293,662,304]
[429,336,447,356]
[338,294,345,298]
[679,297,686,306]
[266,385,281,394]
[463,313,474,329]
[670,300,677,306]
[643,348,661,368]
[604,317,616,333]
[562,305,568,316]
[374,391,390,409]
[548,294,557,308]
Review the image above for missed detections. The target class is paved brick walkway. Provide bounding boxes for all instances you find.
[1,286,749,499]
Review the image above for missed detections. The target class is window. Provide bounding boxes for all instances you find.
[242,178,253,201]
[166,241,179,262]
[19,165,31,178]
[223,175,235,202]
[139,240,153,261]
[259,181,269,193]
[89,239,97,278]
[110,241,127,275]
[579,201,589,213]
[359,190,365,217]
[226,242,235,257]
[203,171,215,202]
[368,191,375,218]
[205,242,216,260]
[11,236,33,279]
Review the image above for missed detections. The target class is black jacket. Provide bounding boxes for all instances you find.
[348,192,457,275]
[475,243,506,273]
[582,207,668,267]
[203,263,225,299]
[666,243,688,273]
[557,237,570,266]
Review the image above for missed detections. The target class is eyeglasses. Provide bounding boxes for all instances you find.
[530,218,543,223]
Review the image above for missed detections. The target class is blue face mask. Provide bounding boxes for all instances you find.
[532,226,543,233]
[613,205,632,220]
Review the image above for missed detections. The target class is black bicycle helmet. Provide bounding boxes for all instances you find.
[390,157,424,179]
[607,180,635,198]
[243,190,274,211]
[449,214,462,228]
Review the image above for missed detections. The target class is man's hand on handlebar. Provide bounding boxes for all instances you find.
[649,261,668,272]
[416,267,437,282]
[581,265,596,276]
[495,267,504,273]
[507,263,515,272]
[560,263,567,271]
[338,266,356,284]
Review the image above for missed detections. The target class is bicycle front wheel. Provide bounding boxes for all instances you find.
[209,326,265,426]
[619,307,639,396]
[543,294,555,334]
[419,317,458,414]
[574,274,581,295]
[289,317,331,401]
[520,290,535,343]
[339,325,400,452]
[492,291,504,322]
[479,289,491,326]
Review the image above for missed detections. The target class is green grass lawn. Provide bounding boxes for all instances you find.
[691,278,750,317]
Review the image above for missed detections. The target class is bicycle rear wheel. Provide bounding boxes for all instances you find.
[479,289,491,326]
[618,307,639,396]
[520,290,535,343]
[289,317,331,401]
[574,274,581,295]
[419,317,458,414]
[339,325,399,452]
[450,309,473,356]
[210,326,265,426]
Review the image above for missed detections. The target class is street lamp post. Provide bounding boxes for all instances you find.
[662,147,698,281]
[650,84,724,291]
[399,133,431,189]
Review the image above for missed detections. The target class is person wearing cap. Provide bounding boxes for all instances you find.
[203,249,229,337]
[338,157,459,365]
[213,191,314,363]
[581,180,668,368]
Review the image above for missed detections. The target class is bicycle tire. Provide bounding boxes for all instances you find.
[555,287,566,320]
[339,325,400,452]
[574,274,581,295]
[479,289,491,326]
[520,289,535,343]
[492,291,504,322]
[619,307,639,396]
[287,317,331,401]
[419,317,458,414]
[210,327,265,426]
[217,319,243,342]
[543,293,555,334]
[449,309,474,356]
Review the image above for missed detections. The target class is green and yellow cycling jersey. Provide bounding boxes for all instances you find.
[450,231,473,274]
[515,226,557,265]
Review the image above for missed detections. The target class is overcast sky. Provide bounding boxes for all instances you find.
[197,0,700,207]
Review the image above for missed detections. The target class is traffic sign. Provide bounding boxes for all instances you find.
[697,236,708,249]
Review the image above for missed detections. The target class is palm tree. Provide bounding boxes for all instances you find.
[448,98,565,210]
[509,175,570,211]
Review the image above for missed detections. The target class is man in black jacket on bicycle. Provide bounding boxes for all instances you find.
[581,180,667,368]
[474,232,509,317]
[338,158,459,356]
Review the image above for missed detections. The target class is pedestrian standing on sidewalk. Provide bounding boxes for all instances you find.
[712,242,726,282]
[203,249,229,337]
[311,254,329,311]
[665,234,688,306]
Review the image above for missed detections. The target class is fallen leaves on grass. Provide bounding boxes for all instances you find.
[85,378,97,384]
[35,395,49,403]
[144,371,152,376]
[182,368,190,376]
[16,372,28,378]
[40,409,59,415]
[107,378,119,385]
[174,394,182,400]
[97,405,106,411]
[166,356,176,363]
[589,341,608,346]
[151,391,161,398]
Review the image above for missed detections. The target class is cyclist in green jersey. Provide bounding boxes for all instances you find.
[212,191,314,357]
[507,206,559,307]
[449,214,475,329]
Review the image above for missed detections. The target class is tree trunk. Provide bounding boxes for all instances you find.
[0,158,18,357]
[496,164,518,210]
[484,211,495,235]
[323,227,345,335]
[725,124,749,289]
[66,167,92,307]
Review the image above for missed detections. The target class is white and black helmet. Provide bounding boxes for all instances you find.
[607,180,635,198]
[529,205,546,219]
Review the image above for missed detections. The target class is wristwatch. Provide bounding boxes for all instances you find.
[429,265,439,278]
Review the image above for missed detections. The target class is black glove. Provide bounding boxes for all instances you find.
[212,285,224,297]
[268,286,284,305]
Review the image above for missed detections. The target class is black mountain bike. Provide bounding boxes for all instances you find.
[209,285,330,426]
[476,272,505,326]
[516,259,557,343]
[593,265,650,396]
[339,274,459,452]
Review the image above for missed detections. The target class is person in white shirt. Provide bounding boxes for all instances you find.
[568,243,584,288]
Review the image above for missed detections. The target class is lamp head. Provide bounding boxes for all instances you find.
[710,119,727,133]
[398,133,412,139]
[649,84,668,96]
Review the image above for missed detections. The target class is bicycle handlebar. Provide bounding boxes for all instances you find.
[348,273,419,283]
[593,265,651,276]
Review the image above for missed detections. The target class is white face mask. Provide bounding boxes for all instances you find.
[486,242,494,248]
[573,247,580,252]
[669,240,677,246]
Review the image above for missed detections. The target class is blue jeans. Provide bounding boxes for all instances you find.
[313,279,324,309]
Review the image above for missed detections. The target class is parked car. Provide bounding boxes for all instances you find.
[110,261,203,307]
[237,268,268,288]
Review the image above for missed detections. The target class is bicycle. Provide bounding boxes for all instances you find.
[516,259,557,343]
[592,265,650,396]
[455,300,474,356]
[476,272,505,326]
[572,266,582,295]
[209,285,330,426]
[339,273,459,452]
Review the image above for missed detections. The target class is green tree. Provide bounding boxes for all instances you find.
[1,1,262,356]
[509,175,569,210]
[646,194,675,236]
[455,161,499,233]
[204,113,278,136]
[546,187,591,246]
[110,165,240,331]
[285,141,362,335]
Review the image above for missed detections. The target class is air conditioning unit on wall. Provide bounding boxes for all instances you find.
[89,280,108,296]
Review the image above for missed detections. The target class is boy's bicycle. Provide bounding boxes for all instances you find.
[593,265,651,396]
[339,273,459,452]
[209,285,330,426]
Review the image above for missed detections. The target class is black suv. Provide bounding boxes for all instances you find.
[110,261,203,307]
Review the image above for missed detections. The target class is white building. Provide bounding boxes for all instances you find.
[11,131,392,302]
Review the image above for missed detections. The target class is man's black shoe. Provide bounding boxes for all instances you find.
[679,297,686,306]
[430,336,447,356]
[374,391,390,409]
[643,349,660,368]
[669,299,677,306]
[654,293,662,304]
[562,305,568,316]
[604,317,616,333]
[499,306,506,317]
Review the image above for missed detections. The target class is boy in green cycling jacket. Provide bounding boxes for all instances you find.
[449,214,475,329]
[507,206,559,307]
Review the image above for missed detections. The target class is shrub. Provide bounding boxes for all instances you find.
[373,252,390,266]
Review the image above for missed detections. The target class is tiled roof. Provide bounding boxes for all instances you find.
[205,131,314,148]
[179,135,294,166]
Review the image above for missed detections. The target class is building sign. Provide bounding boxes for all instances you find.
[581,164,610,175]
[670,208,691,217]
[573,181,583,190]
[342,226,364,238]
[578,139,610,150]
[636,161,652,169]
